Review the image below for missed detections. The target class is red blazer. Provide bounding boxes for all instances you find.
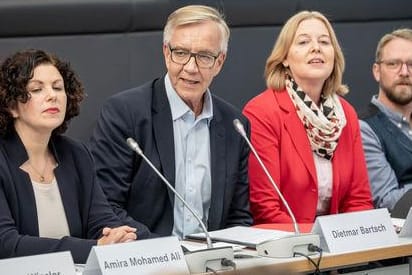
[243,88,373,224]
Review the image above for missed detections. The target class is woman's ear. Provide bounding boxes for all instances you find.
[8,107,18,118]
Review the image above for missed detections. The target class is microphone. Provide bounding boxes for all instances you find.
[126,138,234,273]
[233,119,320,258]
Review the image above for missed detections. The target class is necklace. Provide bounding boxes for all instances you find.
[28,157,49,183]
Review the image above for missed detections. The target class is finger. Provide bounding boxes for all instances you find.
[124,226,137,233]
[101,227,112,236]
[105,229,126,244]
[115,225,137,233]
[97,236,108,246]
[119,232,137,243]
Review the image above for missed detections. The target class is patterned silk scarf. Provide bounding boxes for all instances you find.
[286,78,347,160]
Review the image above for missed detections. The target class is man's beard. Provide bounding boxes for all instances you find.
[381,78,412,106]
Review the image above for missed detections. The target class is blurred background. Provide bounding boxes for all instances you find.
[0,0,411,141]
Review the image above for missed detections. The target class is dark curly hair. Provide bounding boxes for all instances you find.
[0,49,84,137]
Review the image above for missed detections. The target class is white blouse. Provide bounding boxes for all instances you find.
[313,152,333,216]
[32,178,70,239]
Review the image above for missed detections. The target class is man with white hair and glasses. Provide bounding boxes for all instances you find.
[90,5,252,239]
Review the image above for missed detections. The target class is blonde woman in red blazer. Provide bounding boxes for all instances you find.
[243,11,373,224]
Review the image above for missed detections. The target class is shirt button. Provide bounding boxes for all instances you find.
[397,123,402,128]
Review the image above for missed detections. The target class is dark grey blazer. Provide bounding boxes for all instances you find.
[0,131,122,263]
[90,76,253,237]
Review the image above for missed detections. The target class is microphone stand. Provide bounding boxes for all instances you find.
[126,138,234,273]
[233,119,320,258]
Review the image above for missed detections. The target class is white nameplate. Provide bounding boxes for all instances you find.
[399,207,412,237]
[312,208,398,253]
[0,251,75,275]
[83,236,189,275]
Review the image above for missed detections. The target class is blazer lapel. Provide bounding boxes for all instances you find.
[152,78,176,205]
[208,103,225,229]
[4,132,40,236]
[54,165,79,235]
[50,140,81,236]
[276,91,317,184]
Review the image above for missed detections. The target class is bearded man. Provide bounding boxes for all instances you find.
[360,28,412,212]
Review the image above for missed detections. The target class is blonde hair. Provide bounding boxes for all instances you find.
[163,5,230,53]
[265,10,348,96]
[375,28,412,62]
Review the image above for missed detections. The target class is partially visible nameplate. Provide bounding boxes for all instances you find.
[83,236,189,275]
[399,207,412,237]
[0,251,75,275]
[312,208,398,253]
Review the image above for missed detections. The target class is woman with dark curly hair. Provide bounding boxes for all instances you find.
[0,49,137,263]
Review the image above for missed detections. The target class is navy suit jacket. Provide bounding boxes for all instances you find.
[0,131,122,263]
[90,77,253,237]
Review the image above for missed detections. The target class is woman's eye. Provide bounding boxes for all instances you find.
[29,88,42,93]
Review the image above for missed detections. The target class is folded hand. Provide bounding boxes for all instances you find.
[97,225,137,245]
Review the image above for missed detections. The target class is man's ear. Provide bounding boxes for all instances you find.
[213,53,226,76]
[372,63,380,82]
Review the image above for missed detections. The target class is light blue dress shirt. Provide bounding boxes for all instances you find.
[165,74,213,239]
[360,95,412,210]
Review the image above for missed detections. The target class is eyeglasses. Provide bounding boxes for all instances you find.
[168,44,219,69]
[377,59,412,72]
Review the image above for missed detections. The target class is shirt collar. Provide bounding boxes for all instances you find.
[164,73,213,124]
[371,95,407,123]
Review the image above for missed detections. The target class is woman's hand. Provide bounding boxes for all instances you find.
[97,225,137,245]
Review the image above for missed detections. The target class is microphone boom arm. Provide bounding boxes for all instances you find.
[233,119,300,234]
[126,138,213,248]
[126,137,235,272]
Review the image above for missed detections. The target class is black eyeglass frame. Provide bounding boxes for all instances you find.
[167,44,220,69]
